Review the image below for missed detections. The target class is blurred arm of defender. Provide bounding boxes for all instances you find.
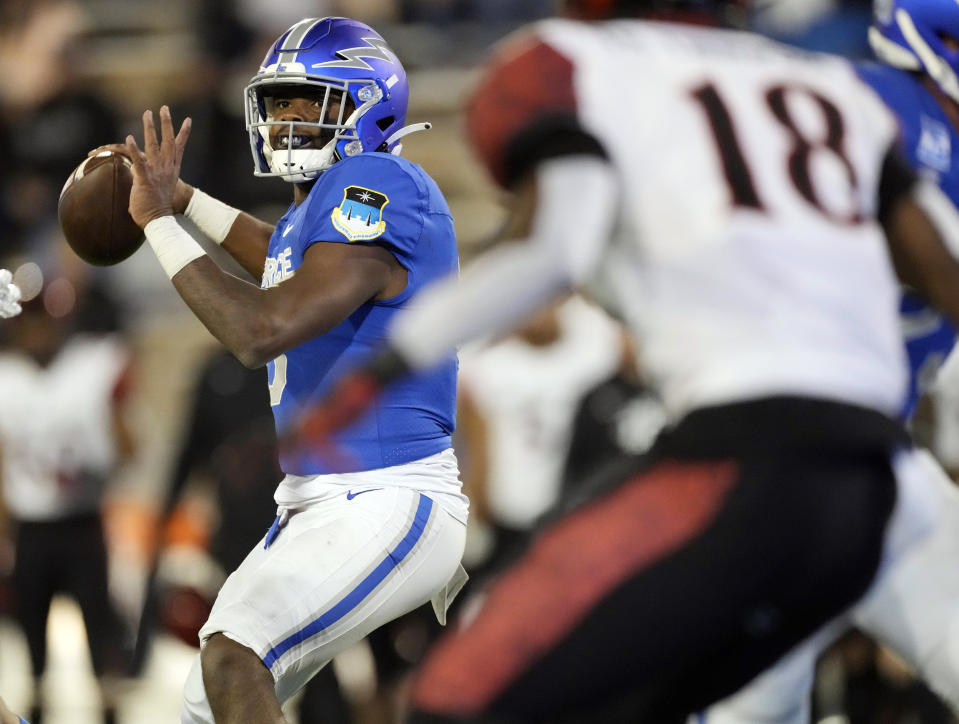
[390,154,617,371]
[882,147,959,326]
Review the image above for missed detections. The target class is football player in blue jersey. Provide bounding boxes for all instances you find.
[104,16,468,724]
[695,1,959,722]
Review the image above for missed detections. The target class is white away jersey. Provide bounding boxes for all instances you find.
[0,334,130,520]
[467,19,909,419]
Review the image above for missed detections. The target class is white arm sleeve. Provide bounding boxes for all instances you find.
[391,155,619,370]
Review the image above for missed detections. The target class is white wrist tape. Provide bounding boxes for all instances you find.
[184,188,241,244]
[144,216,206,279]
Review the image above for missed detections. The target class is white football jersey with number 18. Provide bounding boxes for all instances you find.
[472,19,908,420]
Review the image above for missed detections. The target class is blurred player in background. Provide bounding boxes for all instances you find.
[457,293,629,580]
[96,15,468,724]
[0,275,134,724]
[0,267,22,657]
[295,0,959,719]
[699,0,959,721]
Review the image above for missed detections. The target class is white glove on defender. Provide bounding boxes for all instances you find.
[0,269,22,319]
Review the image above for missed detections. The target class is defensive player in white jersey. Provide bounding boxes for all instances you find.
[0,272,24,724]
[0,273,20,718]
[0,287,134,724]
[698,0,959,721]
[294,0,959,719]
[95,16,468,724]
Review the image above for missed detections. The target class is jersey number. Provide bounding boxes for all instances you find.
[690,82,862,224]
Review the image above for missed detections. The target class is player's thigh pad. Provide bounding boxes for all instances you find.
[853,447,959,707]
[194,486,465,705]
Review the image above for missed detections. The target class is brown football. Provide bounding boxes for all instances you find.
[58,151,144,266]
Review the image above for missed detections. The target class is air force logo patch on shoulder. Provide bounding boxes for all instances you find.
[332,185,389,241]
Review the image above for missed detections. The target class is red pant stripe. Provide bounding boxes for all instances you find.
[411,460,739,716]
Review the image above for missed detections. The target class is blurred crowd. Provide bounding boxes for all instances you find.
[0,0,957,723]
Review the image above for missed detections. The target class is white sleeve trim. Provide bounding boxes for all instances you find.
[184,188,241,244]
[391,155,618,369]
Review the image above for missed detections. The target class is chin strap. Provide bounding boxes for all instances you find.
[387,122,432,156]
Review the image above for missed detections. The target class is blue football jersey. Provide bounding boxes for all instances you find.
[263,153,458,474]
[857,63,959,420]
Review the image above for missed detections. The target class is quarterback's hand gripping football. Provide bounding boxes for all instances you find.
[124,106,192,227]
[0,269,22,319]
[88,143,195,215]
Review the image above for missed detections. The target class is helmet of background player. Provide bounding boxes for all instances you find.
[562,0,735,20]
[244,16,409,183]
[870,0,959,103]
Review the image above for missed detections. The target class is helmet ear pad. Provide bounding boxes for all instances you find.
[348,77,408,155]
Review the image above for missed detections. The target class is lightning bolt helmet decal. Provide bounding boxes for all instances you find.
[312,36,398,71]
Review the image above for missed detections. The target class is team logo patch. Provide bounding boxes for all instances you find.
[331,185,389,241]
